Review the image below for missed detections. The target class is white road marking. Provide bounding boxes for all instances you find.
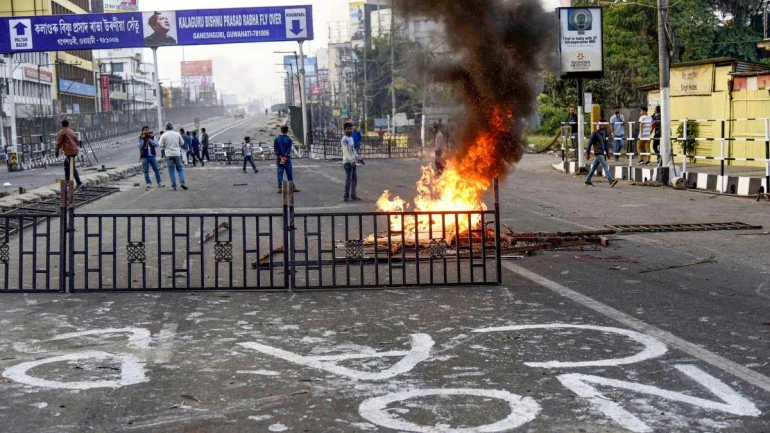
[358,388,541,433]
[502,261,770,394]
[558,364,761,433]
[209,116,260,140]
[473,324,668,368]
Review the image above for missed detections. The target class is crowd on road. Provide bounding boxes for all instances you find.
[54,117,373,202]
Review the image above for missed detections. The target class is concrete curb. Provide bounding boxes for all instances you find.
[552,161,769,197]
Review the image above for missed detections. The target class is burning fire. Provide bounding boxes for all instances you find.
[376,109,511,243]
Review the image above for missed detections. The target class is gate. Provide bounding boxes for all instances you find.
[0,181,502,292]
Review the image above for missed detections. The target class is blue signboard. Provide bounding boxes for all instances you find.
[59,79,97,97]
[0,5,314,54]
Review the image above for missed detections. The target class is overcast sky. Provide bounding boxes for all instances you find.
[139,0,561,106]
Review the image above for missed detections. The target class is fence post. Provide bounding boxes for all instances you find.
[288,180,296,291]
[765,118,769,196]
[388,138,392,159]
[560,123,566,163]
[682,118,688,174]
[323,138,327,160]
[720,120,726,193]
[493,178,502,285]
[58,161,68,293]
[282,179,291,291]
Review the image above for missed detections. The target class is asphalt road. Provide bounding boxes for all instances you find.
[0,116,768,432]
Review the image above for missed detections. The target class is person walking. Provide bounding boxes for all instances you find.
[55,119,84,192]
[159,123,188,191]
[200,127,211,162]
[138,126,164,190]
[584,120,618,188]
[637,107,653,165]
[274,126,299,193]
[180,128,190,165]
[433,123,447,175]
[341,122,363,201]
[651,106,662,166]
[242,136,259,174]
[609,107,625,161]
[190,131,204,167]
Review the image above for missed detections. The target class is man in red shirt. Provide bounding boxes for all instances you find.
[55,119,83,191]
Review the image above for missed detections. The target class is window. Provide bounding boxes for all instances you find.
[112,63,124,73]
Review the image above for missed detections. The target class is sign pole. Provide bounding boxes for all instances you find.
[152,47,163,133]
[577,78,585,169]
[298,41,309,146]
[658,0,672,184]
[8,54,18,158]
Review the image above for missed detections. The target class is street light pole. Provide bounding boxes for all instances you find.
[8,54,18,156]
[152,47,163,133]
[298,41,309,146]
[658,0,672,184]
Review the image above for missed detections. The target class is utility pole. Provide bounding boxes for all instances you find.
[658,0,672,184]
[390,0,396,135]
[298,41,309,146]
[363,36,368,132]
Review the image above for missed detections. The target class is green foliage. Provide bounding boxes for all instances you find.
[676,119,698,159]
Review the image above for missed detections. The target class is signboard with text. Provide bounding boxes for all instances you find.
[671,64,714,96]
[0,5,314,54]
[101,74,112,112]
[558,7,604,79]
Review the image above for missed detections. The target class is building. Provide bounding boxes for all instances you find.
[95,51,156,113]
[642,58,770,168]
[0,0,97,115]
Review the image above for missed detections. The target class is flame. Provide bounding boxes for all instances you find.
[376,109,511,243]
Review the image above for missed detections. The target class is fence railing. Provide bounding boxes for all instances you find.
[310,134,421,159]
[560,118,770,190]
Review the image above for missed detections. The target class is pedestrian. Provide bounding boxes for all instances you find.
[138,126,164,190]
[609,107,625,161]
[341,122,363,201]
[241,136,259,174]
[567,106,578,160]
[637,107,653,165]
[186,131,195,165]
[180,128,190,165]
[55,119,84,192]
[584,120,618,188]
[190,131,204,167]
[200,127,211,162]
[351,121,362,152]
[433,123,447,175]
[158,123,188,191]
[274,126,299,193]
[651,106,662,166]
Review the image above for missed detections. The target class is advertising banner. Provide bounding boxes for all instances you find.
[103,0,139,13]
[23,66,53,83]
[181,60,214,90]
[0,5,314,54]
[558,7,604,79]
[101,74,112,112]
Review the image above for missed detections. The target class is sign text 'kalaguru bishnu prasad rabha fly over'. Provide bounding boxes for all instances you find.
[0,5,313,54]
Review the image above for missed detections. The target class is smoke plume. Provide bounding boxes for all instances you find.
[394,0,558,180]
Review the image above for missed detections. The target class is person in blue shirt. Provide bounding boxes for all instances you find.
[179,128,191,165]
[584,120,618,188]
[274,126,300,194]
[351,121,363,152]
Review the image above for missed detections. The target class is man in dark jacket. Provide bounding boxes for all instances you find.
[584,120,618,188]
[138,126,164,190]
[274,126,300,194]
[55,119,84,192]
[200,128,211,162]
[190,131,204,167]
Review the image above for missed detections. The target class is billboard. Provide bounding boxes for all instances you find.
[181,60,214,90]
[283,55,317,76]
[104,0,138,13]
[349,1,366,47]
[0,5,314,53]
[558,7,604,79]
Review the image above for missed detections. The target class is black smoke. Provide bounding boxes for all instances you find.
[394,0,558,179]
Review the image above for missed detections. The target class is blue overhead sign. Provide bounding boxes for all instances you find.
[0,5,314,54]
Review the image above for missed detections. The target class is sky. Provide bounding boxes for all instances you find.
[138,0,561,107]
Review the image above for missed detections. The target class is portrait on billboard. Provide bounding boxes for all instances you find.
[143,11,178,47]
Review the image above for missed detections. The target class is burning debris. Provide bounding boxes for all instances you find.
[376,0,558,247]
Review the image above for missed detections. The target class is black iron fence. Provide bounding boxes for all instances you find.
[310,133,422,159]
[0,181,502,292]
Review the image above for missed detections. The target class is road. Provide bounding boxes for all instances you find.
[0,113,277,194]
[0,115,768,432]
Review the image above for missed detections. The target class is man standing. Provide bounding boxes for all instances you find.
[351,122,363,152]
[341,122,363,201]
[609,107,625,161]
[180,128,190,165]
[274,126,299,193]
[567,106,578,159]
[637,107,653,165]
[433,123,447,175]
[241,137,259,174]
[138,126,164,190]
[158,123,188,191]
[55,119,84,192]
[584,120,618,188]
[200,128,211,162]
[651,106,662,165]
[190,131,204,167]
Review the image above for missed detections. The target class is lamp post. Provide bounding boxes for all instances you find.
[275,49,308,145]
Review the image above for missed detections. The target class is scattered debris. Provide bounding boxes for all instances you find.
[180,394,202,404]
[252,247,285,269]
[575,255,638,263]
[200,222,230,244]
[233,183,248,186]
[639,256,717,274]
[628,180,663,187]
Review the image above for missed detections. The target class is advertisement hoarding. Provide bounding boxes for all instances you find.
[558,7,603,79]
[181,60,214,90]
[101,74,112,112]
[0,5,314,54]
[103,0,138,13]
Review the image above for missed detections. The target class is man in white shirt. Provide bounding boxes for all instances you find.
[158,123,188,191]
[341,122,363,202]
[637,106,653,165]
